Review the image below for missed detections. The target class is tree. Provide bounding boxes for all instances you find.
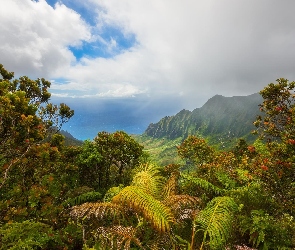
[0,64,80,248]
[177,135,215,167]
[0,64,74,189]
[253,78,295,142]
[92,131,144,190]
[174,79,295,249]
[76,140,103,191]
[252,78,295,218]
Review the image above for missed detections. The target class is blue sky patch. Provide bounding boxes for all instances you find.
[45,0,137,60]
[45,0,97,26]
[44,0,57,8]
[101,26,136,51]
[70,27,136,60]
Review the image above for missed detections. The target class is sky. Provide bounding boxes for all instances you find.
[1,0,295,111]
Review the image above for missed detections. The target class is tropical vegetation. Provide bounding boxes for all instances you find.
[0,64,294,249]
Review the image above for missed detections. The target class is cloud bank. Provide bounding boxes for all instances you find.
[1,0,295,108]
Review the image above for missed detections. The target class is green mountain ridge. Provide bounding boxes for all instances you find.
[145,93,263,143]
[136,93,263,165]
[59,93,263,152]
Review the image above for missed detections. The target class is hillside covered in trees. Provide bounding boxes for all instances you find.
[145,93,262,141]
[136,93,263,165]
[0,64,295,249]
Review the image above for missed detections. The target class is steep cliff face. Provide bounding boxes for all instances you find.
[144,93,262,140]
[145,109,192,139]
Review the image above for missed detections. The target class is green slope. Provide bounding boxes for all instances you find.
[137,93,263,165]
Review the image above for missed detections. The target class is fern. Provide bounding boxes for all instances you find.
[194,196,238,250]
[131,163,165,199]
[70,202,125,224]
[181,174,224,195]
[215,171,237,190]
[103,185,124,202]
[226,182,271,213]
[112,186,175,233]
[63,191,102,208]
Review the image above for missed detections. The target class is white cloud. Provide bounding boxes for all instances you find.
[62,0,295,105]
[0,0,91,77]
[51,78,145,98]
[1,0,295,109]
[94,83,146,97]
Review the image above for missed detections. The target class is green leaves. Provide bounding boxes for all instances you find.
[113,186,175,233]
[239,210,295,249]
[194,196,238,249]
[131,163,165,199]
[0,220,62,249]
[63,191,102,208]
[0,64,74,189]
[181,174,224,195]
[93,131,144,188]
[254,78,295,141]
[177,136,215,166]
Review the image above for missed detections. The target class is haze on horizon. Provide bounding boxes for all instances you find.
[1,0,295,111]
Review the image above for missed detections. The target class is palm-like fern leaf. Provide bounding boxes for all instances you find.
[70,202,125,223]
[181,174,224,195]
[131,164,165,199]
[112,186,175,233]
[194,196,238,250]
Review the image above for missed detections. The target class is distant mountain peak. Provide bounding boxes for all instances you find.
[144,93,263,143]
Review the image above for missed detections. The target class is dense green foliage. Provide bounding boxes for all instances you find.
[1,64,295,249]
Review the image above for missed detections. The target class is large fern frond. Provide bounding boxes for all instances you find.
[112,186,175,233]
[195,196,238,249]
[70,202,125,223]
[131,164,165,199]
[181,174,224,195]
